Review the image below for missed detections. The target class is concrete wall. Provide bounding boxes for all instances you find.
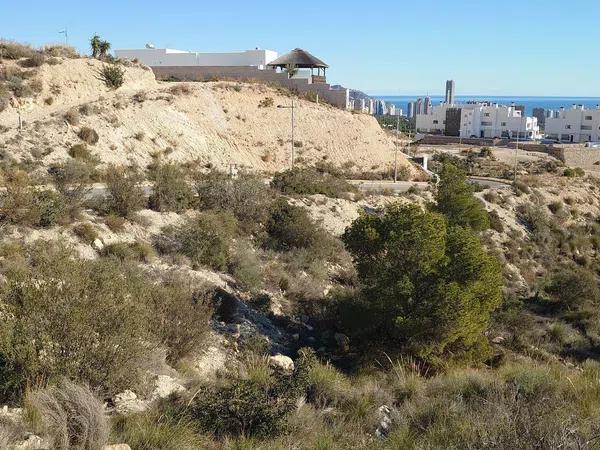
[548,146,600,167]
[151,65,350,109]
[115,48,278,68]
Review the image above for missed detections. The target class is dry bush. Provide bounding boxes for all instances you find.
[68,143,92,160]
[168,83,192,95]
[78,127,99,145]
[63,109,80,125]
[104,166,145,217]
[156,211,237,270]
[18,53,45,68]
[99,64,125,89]
[104,213,127,232]
[101,241,156,262]
[26,379,109,450]
[42,44,79,58]
[72,223,98,244]
[148,163,194,213]
[0,40,35,59]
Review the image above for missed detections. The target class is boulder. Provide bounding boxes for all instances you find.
[113,390,148,414]
[151,375,185,400]
[269,354,294,372]
[92,238,104,251]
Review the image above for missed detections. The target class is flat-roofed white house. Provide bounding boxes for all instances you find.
[545,105,600,143]
[416,102,541,140]
[114,47,279,69]
[114,46,350,109]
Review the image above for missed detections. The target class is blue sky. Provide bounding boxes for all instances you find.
[1,0,599,96]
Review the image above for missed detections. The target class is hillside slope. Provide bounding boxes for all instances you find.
[0,57,414,175]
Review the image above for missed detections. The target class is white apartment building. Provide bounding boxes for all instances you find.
[115,47,278,68]
[545,105,600,143]
[416,102,541,140]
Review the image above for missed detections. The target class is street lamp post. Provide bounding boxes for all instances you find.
[514,122,521,182]
[277,100,296,169]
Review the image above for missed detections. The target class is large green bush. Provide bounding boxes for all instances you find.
[265,199,320,251]
[195,171,274,232]
[341,204,502,363]
[104,166,146,217]
[271,167,357,198]
[433,163,490,231]
[0,243,212,401]
[157,212,237,270]
[148,163,194,213]
[189,348,316,438]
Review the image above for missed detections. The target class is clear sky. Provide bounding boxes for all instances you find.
[1,0,598,96]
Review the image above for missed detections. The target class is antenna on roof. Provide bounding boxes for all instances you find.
[145,43,155,49]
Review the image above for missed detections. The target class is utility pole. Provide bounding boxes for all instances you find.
[394,114,400,182]
[59,28,68,45]
[514,122,521,182]
[278,100,296,169]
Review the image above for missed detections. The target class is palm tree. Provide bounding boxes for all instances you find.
[98,40,111,59]
[90,34,101,58]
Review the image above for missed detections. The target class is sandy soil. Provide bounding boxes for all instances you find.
[0,57,415,175]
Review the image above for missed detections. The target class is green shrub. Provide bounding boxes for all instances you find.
[545,265,600,311]
[341,204,502,363]
[157,211,237,270]
[99,64,125,89]
[563,167,585,177]
[50,160,95,219]
[25,379,109,450]
[265,199,320,251]
[77,127,99,145]
[0,172,67,227]
[150,280,212,363]
[229,243,263,292]
[195,172,274,232]
[0,244,154,399]
[104,166,146,217]
[101,241,156,262]
[479,147,493,158]
[271,167,357,198]
[112,408,207,450]
[433,163,489,231]
[148,163,194,212]
[189,348,316,438]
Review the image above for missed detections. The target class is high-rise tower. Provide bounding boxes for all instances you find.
[445,80,455,105]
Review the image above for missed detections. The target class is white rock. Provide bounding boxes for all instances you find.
[92,238,104,251]
[113,390,148,414]
[269,354,294,372]
[151,375,185,400]
[103,445,132,450]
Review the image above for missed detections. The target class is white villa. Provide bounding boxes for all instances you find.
[416,102,541,140]
[114,47,278,69]
[545,105,600,143]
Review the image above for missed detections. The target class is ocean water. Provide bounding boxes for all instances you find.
[375,96,600,116]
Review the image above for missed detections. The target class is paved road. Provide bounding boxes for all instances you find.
[349,176,511,193]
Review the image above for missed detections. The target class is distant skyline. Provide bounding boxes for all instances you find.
[2,0,599,96]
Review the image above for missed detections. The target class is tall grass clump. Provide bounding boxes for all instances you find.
[25,379,109,450]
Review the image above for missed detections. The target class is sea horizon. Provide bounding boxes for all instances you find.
[375,95,600,116]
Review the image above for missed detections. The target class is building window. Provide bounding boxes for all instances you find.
[484,113,490,117]
[581,125,592,130]
[585,116,593,120]
[561,134,570,141]
[501,122,507,126]
[566,125,571,129]
[433,120,438,124]
[481,121,492,126]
